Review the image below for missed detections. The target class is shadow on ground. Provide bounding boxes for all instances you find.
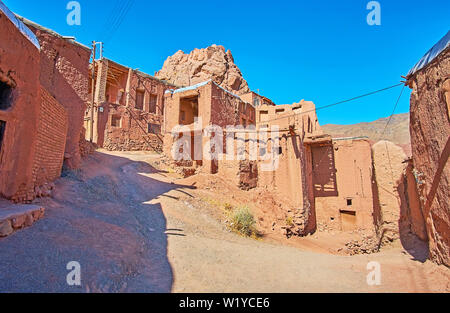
[0,151,195,292]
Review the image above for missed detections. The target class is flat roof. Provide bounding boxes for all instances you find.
[103,58,177,87]
[165,79,254,108]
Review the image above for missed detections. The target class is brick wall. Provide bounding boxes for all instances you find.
[33,87,68,185]
[11,87,68,203]
[22,19,91,170]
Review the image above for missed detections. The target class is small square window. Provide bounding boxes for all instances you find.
[148,123,161,134]
[111,115,121,127]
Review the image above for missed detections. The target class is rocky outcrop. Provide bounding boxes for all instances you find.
[156,45,250,95]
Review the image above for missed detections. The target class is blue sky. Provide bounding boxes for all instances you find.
[4,0,449,125]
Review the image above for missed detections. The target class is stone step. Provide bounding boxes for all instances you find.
[0,202,45,237]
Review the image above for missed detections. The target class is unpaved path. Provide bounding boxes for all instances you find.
[0,151,448,292]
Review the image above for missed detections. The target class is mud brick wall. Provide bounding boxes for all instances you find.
[313,139,376,234]
[0,10,41,202]
[101,70,171,152]
[33,87,68,186]
[24,21,91,170]
[408,48,450,266]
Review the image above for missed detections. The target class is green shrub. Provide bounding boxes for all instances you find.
[228,206,256,237]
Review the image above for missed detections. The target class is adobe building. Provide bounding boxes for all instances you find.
[86,58,176,152]
[254,101,377,236]
[405,31,450,266]
[16,15,91,170]
[310,137,378,234]
[163,80,255,175]
[163,79,378,236]
[240,91,275,107]
[0,2,68,203]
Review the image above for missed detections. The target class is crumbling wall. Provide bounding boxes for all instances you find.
[372,140,407,243]
[99,66,170,152]
[398,159,428,242]
[103,105,163,152]
[24,21,91,170]
[408,48,450,266]
[257,103,321,236]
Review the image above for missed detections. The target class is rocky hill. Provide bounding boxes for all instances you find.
[155,45,250,95]
[322,113,411,154]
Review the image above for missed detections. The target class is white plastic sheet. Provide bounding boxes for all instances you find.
[408,31,449,77]
[0,0,40,49]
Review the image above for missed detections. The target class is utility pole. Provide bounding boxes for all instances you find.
[90,41,96,143]
[98,42,104,60]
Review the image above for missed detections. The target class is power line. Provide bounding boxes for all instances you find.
[97,0,124,40]
[103,0,135,44]
[257,83,404,125]
[377,85,406,141]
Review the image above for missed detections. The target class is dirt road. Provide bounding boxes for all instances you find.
[0,151,448,292]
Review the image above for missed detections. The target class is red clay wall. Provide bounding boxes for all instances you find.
[372,140,408,241]
[398,160,428,242]
[32,87,68,187]
[314,139,376,234]
[163,81,255,167]
[98,65,172,152]
[24,21,91,170]
[256,101,322,235]
[0,11,41,202]
[408,48,450,266]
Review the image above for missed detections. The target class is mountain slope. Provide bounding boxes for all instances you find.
[322,113,411,149]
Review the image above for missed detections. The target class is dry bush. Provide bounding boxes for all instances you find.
[227,206,257,237]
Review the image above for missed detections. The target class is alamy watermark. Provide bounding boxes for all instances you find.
[66,261,81,286]
[366,1,381,26]
[66,1,81,26]
[171,118,281,172]
[366,261,381,286]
